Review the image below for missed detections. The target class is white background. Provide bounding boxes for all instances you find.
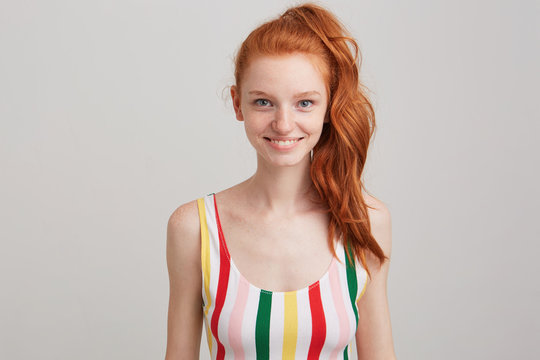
[1,0,538,359]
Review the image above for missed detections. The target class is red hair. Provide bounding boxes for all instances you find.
[233,3,388,277]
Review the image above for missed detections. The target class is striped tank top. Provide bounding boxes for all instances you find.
[196,192,368,359]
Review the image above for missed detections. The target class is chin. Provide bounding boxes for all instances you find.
[265,155,311,167]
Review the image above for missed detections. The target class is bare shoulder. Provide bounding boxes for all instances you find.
[165,198,204,358]
[167,199,200,240]
[362,191,393,263]
[166,199,201,276]
[355,192,397,358]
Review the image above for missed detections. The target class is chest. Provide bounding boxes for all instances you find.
[217,204,335,292]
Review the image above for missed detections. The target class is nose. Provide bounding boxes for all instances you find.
[272,107,294,133]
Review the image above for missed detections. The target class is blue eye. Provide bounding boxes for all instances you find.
[255,99,270,106]
[299,100,313,108]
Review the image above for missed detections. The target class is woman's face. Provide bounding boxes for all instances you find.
[231,53,329,168]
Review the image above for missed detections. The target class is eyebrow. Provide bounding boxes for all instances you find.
[247,90,322,97]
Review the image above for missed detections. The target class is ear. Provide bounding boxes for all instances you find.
[230,85,244,121]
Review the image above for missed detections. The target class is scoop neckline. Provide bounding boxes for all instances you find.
[211,192,338,295]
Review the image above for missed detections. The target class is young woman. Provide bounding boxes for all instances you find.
[165,3,396,359]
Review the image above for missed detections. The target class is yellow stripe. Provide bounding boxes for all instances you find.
[197,197,212,354]
[356,275,368,303]
[282,291,298,358]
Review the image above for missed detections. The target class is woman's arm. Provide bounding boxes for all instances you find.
[355,196,397,360]
[165,200,204,360]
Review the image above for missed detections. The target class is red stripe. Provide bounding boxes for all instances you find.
[211,195,231,360]
[307,282,326,359]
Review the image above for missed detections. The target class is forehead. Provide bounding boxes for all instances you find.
[241,53,328,95]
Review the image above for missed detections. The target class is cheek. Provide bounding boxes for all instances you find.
[243,118,266,139]
[306,109,328,131]
[244,111,272,129]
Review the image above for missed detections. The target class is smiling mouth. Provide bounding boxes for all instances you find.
[264,137,304,145]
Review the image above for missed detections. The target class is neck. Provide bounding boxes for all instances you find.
[244,153,316,216]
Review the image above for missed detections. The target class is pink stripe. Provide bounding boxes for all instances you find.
[328,261,350,359]
[228,277,249,359]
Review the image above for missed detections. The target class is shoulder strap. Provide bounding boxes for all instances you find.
[197,197,211,306]
[196,195,214,354]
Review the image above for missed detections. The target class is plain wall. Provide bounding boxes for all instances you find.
[1,0,538,359]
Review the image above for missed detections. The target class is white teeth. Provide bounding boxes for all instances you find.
[270,138,300,145]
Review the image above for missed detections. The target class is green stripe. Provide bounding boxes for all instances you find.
[345,241,359,325]
[344,242,358,359]
[255,290,272,359]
